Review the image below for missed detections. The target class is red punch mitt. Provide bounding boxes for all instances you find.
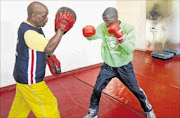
[47,55,61,76]
[55,7,76,32]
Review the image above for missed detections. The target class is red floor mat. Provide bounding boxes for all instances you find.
[0,76,145,118]
[132,50,180,88]
[72,51,180,118]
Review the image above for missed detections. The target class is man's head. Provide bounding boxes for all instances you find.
[27,1,48,28]
[102,7,119,27]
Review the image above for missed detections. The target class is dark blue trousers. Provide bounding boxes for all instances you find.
[89,62,152,113]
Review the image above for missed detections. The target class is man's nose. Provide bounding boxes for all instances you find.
[46,17,48,22]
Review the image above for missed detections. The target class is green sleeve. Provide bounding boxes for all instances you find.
[86,23,104,41]
[119,23,136,55]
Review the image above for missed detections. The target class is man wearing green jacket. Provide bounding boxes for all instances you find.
[82,7,156,118]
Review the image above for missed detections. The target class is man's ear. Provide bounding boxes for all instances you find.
[31,13,37,20]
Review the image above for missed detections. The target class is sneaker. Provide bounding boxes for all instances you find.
[146,110,156,118]
[83,108,98,118]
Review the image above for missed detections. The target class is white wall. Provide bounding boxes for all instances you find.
[168,0,180,44]
[146,0,180,51]
[116,0,146,51]
[0,1,116,87]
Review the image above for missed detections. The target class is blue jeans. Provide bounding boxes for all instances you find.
[89,62,152,113]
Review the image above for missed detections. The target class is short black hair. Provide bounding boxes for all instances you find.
[102,7,118,17]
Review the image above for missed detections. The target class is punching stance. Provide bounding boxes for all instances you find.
[83,7,156,118]
[8,2,76,118]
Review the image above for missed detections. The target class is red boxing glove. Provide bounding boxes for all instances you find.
[47,55,61,76]
[108,23,125,43]
[55,7,76,32]
[82,25,96,37]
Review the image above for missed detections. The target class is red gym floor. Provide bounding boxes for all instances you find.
[0,50,180,118]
